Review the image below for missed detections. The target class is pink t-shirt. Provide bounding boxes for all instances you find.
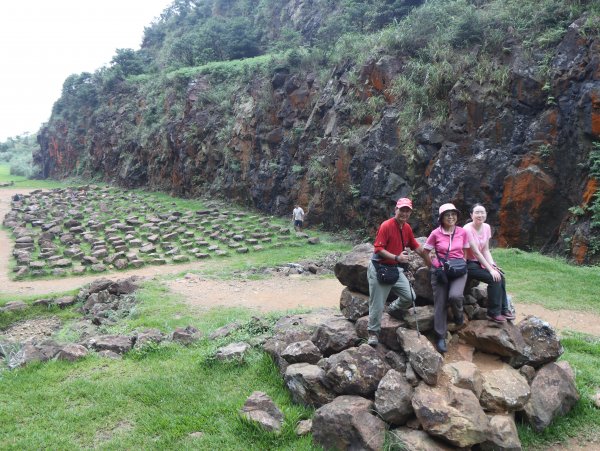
[463,222,493,263]
[424,226,470,268]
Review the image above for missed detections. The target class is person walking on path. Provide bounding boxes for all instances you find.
[423,203,470,353]
[367,198,431,346]
[292,205,305,231]
[463,203,515,323]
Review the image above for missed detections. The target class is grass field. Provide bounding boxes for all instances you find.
[0,164,65,189]
[495,248,600,314]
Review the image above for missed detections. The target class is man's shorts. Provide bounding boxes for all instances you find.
[294,220,303,227]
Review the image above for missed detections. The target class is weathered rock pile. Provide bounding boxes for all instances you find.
[0,277,203,369]
[263,244,579,450]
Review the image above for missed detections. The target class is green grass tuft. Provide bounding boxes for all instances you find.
[494,248,600,314]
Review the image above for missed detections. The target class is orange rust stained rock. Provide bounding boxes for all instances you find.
[591,91,600,137]
[298,176,310,208]
[424,158,436,178]
[571,235,588,264]
[237,140,252,173]
[498,165,556,247]
[545,110,559,138]
[582,178,598,205]
[172,169,182,187]
[515,79,525,103]
[494,120,503,144]
[467,101,484,133]
[334,150,350,187]
[370,69,386,92]
[289,88,310,109]
[592,111,600,138]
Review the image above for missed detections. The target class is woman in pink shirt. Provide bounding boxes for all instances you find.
[424,203,470,353]
[463,204,515,323]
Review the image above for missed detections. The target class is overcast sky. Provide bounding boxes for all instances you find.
[0,0,174,141]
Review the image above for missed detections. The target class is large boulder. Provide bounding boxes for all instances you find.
[458,320,527,365]
[319,344,390,396]
[312,395,386,451]
[239,391,284,433]
[522,361,579,432]
[284,363,336,407]
[264,310,336,374]
[402,305,434,333]
[479,367,531,412]
[388,427,454,451]
[281,340,322,364]
[397,327,443,385]
[480,413,522,451]
[339,287,369,321]
[517,316,564,368]
[412,266,434,302]
[442,361,483,398]
[412,383,491,448]
[374,369,415,425]
[311,315,360,356]
[355,313,405,350]
[333,243,372,294]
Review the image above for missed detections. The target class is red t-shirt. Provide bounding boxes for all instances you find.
[373,218,420,265]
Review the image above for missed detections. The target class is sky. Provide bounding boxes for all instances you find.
[0,0,174,141]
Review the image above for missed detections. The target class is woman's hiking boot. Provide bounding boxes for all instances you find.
[487,314,507,323]
[436,337,447,353]
[501,310,516,321]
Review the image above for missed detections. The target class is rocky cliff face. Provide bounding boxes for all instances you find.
[35,15,600,264]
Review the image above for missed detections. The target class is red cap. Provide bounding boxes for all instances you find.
[396,198,413,209]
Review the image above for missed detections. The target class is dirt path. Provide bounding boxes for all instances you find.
[167,273,600,337]
[2,188,600,337]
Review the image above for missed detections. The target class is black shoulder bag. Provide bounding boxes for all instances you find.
[373,260,400,284]
[435,229,467,280]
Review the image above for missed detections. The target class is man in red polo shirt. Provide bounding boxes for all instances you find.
[367,197,432,346]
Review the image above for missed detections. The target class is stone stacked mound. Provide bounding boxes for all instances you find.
[263,244,579,450]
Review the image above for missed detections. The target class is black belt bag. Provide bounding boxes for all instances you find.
[435,228,467,280]
[440,258,467,279]
[372,260,400,285]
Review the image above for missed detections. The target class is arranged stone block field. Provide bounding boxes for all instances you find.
[3,185,314,279]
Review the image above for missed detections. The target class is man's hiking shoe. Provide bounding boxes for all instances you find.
[387,301,405,320]
[501,310,516,321]
[367,333,379,346]
[436,338,447,353]
[487,314,507,323]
